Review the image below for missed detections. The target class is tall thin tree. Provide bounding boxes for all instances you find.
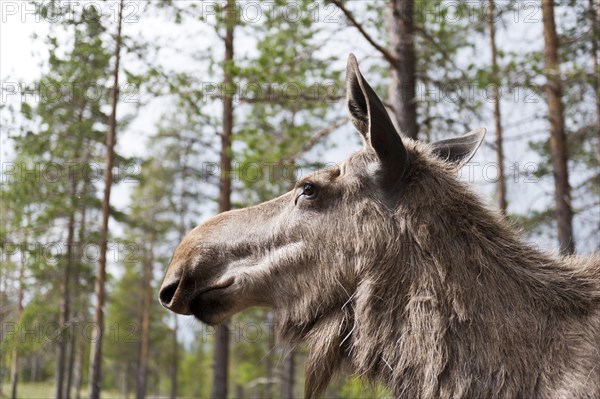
[88,1,124,397]
[212,1,235,398]
[541,0,575,254]
[55,173,77,399]
[135,237,154,399]
[73,175,91,399]
[170,316,178,399]
[170,133,194,399]
[281,352,295,399]
[330,0,418,139]
[9,229,27,399]
[56,117,88,398]
[487,0,507,214]
[589,0,600,162]
[386,0,418,139]
[66,140,93,398]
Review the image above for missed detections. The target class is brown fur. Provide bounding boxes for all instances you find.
[160,55,600,398]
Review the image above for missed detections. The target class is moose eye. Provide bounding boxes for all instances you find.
[302,183,317,197]
[295,182,318,205]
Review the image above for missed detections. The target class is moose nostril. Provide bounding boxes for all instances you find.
[159,282,179,307]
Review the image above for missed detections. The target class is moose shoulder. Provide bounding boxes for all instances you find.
[160,54,600,398]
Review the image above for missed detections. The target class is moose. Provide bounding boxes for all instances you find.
[160,54,600,398]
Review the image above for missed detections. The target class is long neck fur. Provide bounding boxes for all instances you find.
[281,150,600,398]
[354,155,599,398]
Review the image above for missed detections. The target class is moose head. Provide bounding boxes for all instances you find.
[159,54,484,324]
[159,54,600,398]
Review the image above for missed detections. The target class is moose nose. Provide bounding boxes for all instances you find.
[159,273,192,315]
[159,281,178,307]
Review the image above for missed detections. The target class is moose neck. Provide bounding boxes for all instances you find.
[285,156,597,398]
[347,161,595,397]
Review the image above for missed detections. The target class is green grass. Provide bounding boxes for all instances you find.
[0,381,125,399]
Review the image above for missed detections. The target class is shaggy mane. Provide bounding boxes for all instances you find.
[276,140,600,398]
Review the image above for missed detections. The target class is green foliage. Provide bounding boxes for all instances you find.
[334,376,390,399]
[177,339,212,398]
[1,2,144,394]
[234,0,344,204]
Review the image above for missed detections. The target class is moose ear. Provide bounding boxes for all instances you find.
[345,54,409,182]
[430,128,486,168]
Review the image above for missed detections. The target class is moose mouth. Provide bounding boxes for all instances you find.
[188,279,235,324]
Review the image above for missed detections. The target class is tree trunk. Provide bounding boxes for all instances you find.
[9,231,27,399]
[73,333,84,399]
[65,253,79,399]
[219,0,234,225]
[541,0,575,255]
[170,315,178,399]
[88,1,124,397]
[66,112,89,399]
[9,322,19,399]
[487,0,507,214]
[124,365,130,398]
[386,0,418,139]
[590,0,600,163]
[31,356,39,381]
[328,0,417,138]
[211,321,229,399]
[235,384,244,399]
[168,137,193,399]
[73,176,89,399]
[165,139,191,399]
[56,172,78,399]
[264,312,275,399]
[211,1,235,398]
[135,240,153,399]
[65,320,76,399]
[281,352,294,399]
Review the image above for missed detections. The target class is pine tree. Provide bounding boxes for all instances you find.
[487,0,507,214]
[542,0,575,254]
[6,2,113,396]
[88,1,124,397]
